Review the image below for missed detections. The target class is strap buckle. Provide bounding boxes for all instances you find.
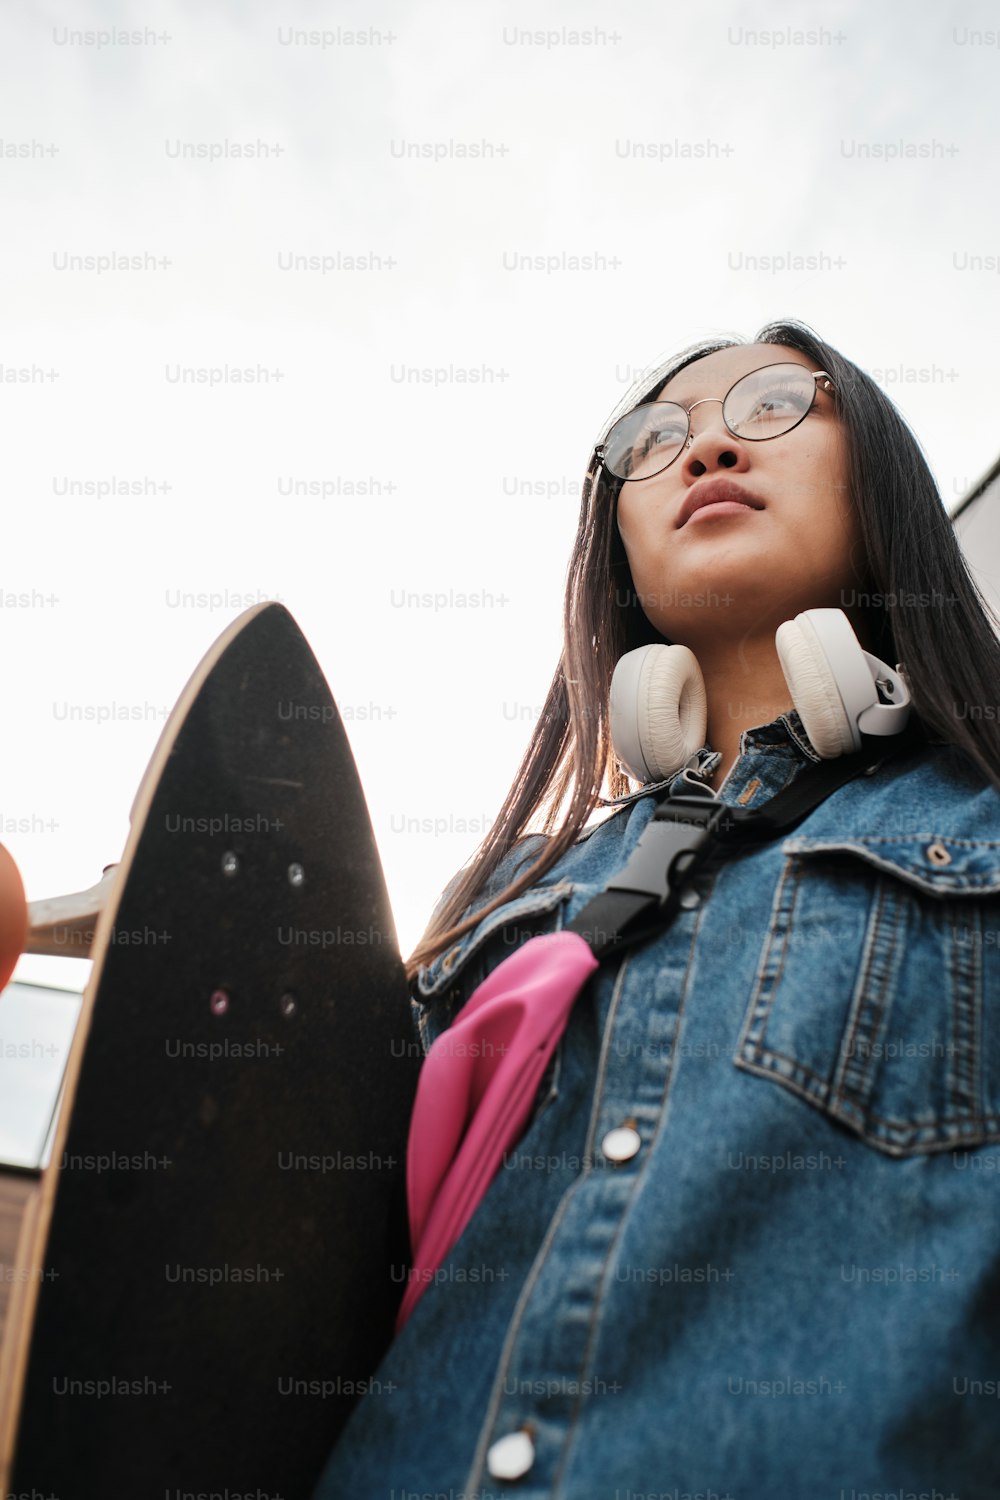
[605,796,726,904]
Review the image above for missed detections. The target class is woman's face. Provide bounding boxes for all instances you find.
[614,342,867,645]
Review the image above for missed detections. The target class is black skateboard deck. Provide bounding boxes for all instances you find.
[3,602,420,1497]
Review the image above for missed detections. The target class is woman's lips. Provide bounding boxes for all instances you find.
[676,478,766,527]
[683,499,762,524]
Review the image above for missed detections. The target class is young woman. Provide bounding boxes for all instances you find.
[314,321,1000,1497]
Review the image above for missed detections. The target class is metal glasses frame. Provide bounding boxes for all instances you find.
[594,362,836,483]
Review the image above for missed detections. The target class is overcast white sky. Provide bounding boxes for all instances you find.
[5,0,1000,987]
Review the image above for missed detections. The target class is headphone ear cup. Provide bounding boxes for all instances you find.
[775,615,857,758]
[610,644,707,783]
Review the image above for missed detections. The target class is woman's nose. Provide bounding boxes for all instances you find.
[680,404,752,479]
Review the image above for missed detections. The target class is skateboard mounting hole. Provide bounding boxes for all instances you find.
[288,862,305,887]
[280,992,297,1017]
[221,851,239,877]
[210,989,230,1016]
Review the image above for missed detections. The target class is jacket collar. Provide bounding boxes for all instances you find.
[597,708,821,812]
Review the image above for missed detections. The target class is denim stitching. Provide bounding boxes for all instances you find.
[736,851,1000,1156]
[788,834,1000,848]
[417,879,575,998]
[738,857,800,1061]
[734,1052,1000,1154]
[744,1043,1000,1145]
[946,897,981,1121]
[833,874,900,1114]
[783,837,1000,897]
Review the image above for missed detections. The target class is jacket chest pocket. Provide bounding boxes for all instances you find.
[734,835,1000,1157]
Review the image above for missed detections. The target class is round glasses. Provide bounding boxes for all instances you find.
[595,363,835,483]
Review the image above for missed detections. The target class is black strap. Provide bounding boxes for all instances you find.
[567,723,924,961]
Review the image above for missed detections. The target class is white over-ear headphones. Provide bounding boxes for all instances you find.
[610,608,911,784]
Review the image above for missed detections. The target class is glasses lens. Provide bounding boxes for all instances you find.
[603,402,688,480]
[723,364,816,441]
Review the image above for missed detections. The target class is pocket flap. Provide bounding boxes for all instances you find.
[416,879,575,999]
[781,834,1000,899]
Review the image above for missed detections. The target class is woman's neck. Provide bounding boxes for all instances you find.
[685,633,797,788]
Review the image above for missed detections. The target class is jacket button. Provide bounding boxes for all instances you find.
[601,1123,642,1162]
[486,1426,535,1480]
[926,842,951,866]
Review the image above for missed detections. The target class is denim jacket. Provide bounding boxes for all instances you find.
[313,710,1000,1499]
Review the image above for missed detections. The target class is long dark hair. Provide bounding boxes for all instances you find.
[405,319,1000,984]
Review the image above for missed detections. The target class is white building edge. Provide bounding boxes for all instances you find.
[953,456,1000,629]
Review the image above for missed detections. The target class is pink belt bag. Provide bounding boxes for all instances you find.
[397,734,918,1330]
